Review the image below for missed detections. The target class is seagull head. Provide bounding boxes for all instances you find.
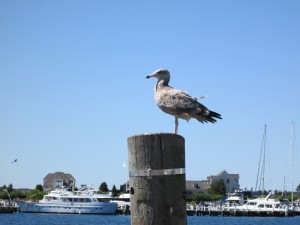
[146,69,170,83]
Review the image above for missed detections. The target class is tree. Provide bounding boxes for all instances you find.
[99,182,108,193]
[208,179,226,196]
[192,193,223,203]
[36,184,43,192]
[0,185,7,191]
[111,185,117,197]
[10,190,26,199]
[7,184,13,192]
[296,183,300,193]
[26,189,46,200]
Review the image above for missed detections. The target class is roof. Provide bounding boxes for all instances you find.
[186,180,210,191]
[44,172,75,182]
[43,172,76,190]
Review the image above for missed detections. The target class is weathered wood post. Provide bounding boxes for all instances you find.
[128,133,187,225]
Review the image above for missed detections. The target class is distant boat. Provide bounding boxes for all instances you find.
[223,189,247,209]
[227,126,293,217]
[110,193,130,215]
[232,192,293,216]
[16,186,117,214]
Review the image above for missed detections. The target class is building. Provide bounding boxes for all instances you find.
[185,170,240,200]
[43,172,76,191]
[207,170,239,193]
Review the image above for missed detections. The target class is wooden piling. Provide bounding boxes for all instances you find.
[128,133,187,225]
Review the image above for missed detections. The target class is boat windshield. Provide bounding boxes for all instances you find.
[246,202,257,206]
[97,198,110,203]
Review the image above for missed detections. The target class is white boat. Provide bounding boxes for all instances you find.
[223,189,247,209]
[292,200,300,215]
[229,192,293,216]
[16,187,117,214]
[110,193,130,214]
[224,126,290,216]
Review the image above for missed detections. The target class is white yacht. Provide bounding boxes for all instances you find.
[16,187,117,214]
[110,193,130,214]
[223,190,247,209]
[231,193,293,216]
[292,200,300,215]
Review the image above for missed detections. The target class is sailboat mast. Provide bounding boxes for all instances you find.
[255,124,267,195]
[282,176,285,198]
[290,121,295,204]
[261,125,267,195]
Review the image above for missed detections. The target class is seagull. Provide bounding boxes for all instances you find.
[146,69,222,134]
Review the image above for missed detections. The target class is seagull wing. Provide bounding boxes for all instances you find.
[156,86,197,112]
[156,86,221,123]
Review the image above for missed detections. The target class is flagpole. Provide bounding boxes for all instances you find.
[11,159,18,191]
[17,160,19,191]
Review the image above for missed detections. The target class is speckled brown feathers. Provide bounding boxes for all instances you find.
[146,69,222,133]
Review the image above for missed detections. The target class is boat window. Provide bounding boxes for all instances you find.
[78,198,92,202]
[85,198,92,202]
[73,198,79,202]
[247,202,256,206]
[258,204,264,208]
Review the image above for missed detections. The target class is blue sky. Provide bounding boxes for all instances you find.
[1,0,299,192]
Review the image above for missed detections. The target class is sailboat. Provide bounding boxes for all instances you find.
[232,125,294,216]
[288,122,300,215]
[255,124,268,195]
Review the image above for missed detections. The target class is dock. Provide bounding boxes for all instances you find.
[0,201,19,213]
[186,206,294,217]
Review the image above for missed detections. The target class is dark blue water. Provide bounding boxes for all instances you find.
[1,214,300,225]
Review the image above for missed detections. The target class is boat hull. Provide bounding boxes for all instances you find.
[16,201,117,214]
[222,207,293,217]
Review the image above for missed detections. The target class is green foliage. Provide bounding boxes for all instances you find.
[111,185,117,197]
[0,188,26,199]
[25,189,46,200]
[10,190,27,199]
[0,191,9,199]
[0,184,13,192]
[7,184,13,192]
[192,193,223,203]
[0,185,46,200]
[35,184,43,192]
[99,182,108,193]
[208,180,226,196]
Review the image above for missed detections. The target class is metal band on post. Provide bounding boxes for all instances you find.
[129,168,185,177]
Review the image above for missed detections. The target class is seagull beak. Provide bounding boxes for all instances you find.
[146,73,157,79]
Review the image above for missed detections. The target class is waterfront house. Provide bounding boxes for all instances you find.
[185,170,240,200]
[43,172,76,191]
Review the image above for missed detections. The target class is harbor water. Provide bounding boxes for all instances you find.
[1,214,300,225]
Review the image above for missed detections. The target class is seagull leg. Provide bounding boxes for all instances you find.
[175,117,179,134]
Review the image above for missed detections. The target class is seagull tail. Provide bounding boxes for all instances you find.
[195,102,222,123]
[195,110,222,124]
[209,110,222,120]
